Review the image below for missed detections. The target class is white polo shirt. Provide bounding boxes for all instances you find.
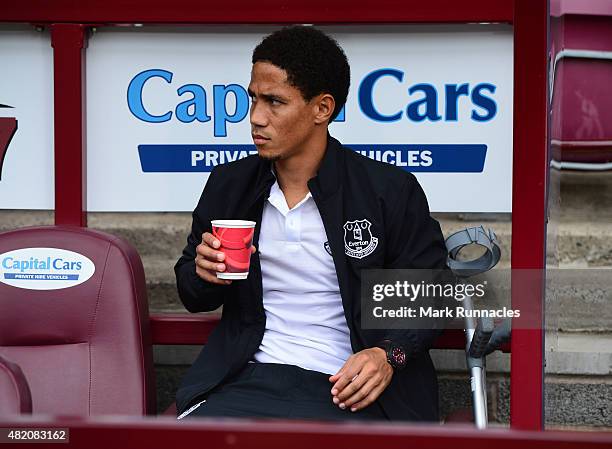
[252,180,353,375]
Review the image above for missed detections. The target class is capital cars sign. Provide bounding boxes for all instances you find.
[0,248,96,290]
[0,25,513,213]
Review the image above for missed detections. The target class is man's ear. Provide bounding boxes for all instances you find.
[314,93,336,125]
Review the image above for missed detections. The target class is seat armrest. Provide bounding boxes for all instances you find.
[0,355,32,415]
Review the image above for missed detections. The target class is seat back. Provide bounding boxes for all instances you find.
[0,226,155,415]
[0,354,32,415]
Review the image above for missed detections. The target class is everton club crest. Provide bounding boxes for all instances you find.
[343,219,378,259]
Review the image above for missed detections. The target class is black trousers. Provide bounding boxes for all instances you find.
[178,362,388,421]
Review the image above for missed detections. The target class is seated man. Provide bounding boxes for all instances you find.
[174,25,447,421]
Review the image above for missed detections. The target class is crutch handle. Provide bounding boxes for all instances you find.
[469,316,495,358]
[484,318,512,355]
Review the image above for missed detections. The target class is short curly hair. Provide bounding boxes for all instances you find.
[252,26,350,122]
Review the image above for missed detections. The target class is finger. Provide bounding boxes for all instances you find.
[341,377,378,408]
[195,254,233,286]
[196,243,225,263]
[334,372,370,404]
[195,264,232,285]
[195,254,227,273]
[202,232,221,249]
[329,359,351,383]
[251,245,257,254]
[336,372,371,402]
[331,366,361,396]
[329,368,348,394]
[329,370,343,383]
[349,383,387,412]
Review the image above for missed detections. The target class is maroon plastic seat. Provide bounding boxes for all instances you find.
[0,354,32,415]
[0,226,156,416]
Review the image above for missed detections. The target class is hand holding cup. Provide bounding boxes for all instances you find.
[195,221,256,285]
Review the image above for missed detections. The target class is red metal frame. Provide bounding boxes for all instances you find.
[3,416,612,449]
[0,0,549,432]
[50,24,88,227]
[2,0,512,24]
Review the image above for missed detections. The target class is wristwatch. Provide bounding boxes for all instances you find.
[376,340,407,371]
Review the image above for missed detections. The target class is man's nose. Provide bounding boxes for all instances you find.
[249,101,267,127]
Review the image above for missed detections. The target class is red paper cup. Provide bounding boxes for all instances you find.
[211,220,256,280]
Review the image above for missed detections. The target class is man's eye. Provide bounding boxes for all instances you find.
[270,99,282,106]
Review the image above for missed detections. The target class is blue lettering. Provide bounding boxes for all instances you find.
[125,68,498,130]
[358,69,403,122]
[213,84,249,138]
[52,258,63,270]
[176,84,211,123]
[471,83,497,121]
[407,84,441,122]
[445,83,470,121]
[2,257,12,269]
[127,69,173,123]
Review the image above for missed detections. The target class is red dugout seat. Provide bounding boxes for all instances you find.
[0,226,156,416]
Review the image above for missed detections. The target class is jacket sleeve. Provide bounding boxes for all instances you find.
[174,167,226,313]
[380,173,449,358]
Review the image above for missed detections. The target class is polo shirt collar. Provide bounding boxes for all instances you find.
[267,179,313,216]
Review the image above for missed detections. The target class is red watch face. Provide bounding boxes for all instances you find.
[391,346,407,367]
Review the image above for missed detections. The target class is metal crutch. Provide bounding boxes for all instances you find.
[445,226,501,429]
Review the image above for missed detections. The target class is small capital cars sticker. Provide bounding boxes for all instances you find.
[0,247,95,290]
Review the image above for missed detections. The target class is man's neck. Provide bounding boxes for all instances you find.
[273,132,327,209]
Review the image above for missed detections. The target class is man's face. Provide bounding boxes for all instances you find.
[248,62,318,162]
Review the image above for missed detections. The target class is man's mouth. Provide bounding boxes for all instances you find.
[252,134,270,145]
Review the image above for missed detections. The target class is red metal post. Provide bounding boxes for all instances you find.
[51,24,88,226]
[510,0,549,430]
